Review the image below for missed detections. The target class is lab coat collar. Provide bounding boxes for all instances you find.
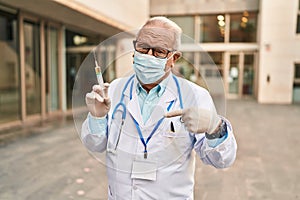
[126,73,178,127]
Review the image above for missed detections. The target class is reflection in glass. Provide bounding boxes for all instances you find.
[66,30,111,109]
[201,52,223,78]
[66,30,97,109]
[66,53,87,109]
[47,27,59,112]
[24,21,41,115]
[243,54,254,95]
[175,52,208,89]
[200,15,224,43]
[229,55,239,94]
[168,16,195,43]
[175,52,195,80]
[0,12,20,123]
[230,12,257,42]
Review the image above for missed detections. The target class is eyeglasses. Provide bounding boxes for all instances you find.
[133,40,174,59]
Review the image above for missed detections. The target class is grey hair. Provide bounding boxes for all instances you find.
[137,16,182,50]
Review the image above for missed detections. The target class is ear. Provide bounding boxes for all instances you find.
[173,51,182,62]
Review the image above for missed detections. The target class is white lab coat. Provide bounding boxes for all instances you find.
[81,74,237,200]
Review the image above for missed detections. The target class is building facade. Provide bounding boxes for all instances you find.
[0,0,148,129]
[150,0,300,104]
[1,0,299,130]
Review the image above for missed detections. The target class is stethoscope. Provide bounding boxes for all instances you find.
[111,74,184,155]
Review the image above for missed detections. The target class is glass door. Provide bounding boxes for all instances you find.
[243,54,255,96]
[66,53,85,109]
[24,21,41,116]
[228,54,240,96]
[227,52,256,98]
[0,10,20,123]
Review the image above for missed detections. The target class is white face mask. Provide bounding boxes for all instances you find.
[133,51,173,84]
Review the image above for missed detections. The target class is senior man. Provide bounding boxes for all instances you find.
[81,16,237,199]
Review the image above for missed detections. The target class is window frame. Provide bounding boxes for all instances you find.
[294,63,300,84]
[297,0,300,34]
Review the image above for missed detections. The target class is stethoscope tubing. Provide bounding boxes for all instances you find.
[110,74,183,151]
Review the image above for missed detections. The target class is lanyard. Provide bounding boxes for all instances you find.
[132,100,175,159]
[111,74,183,156]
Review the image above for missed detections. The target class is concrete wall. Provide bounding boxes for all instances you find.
[74,0,149,29]
[115,38,135,78]
[258,0,300,103]
[72,0,149,78]
[150,0,259,15]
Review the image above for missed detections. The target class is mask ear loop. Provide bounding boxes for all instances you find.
[167,51,176,61]
[164,51,177,74]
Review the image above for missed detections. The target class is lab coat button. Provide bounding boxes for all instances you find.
[133,185,138,190]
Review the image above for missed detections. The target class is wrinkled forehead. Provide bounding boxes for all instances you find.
[136,26,176,49]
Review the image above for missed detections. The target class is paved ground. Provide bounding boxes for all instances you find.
[0,99,299,200]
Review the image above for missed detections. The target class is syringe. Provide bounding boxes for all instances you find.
[93,49,105,97]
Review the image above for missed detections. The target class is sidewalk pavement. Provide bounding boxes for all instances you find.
[0,99,299,200]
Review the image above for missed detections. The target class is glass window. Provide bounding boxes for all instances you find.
[230,12,257,42]
[243,54,255,95]
[297,15,300,34]
[201,52,223,78]
[66,52,86,109]
[102,46,116,82]
[46,26,59,112]
[66,30,109,109]
[293,63,300,102]
[0,10,20,123]
[175,52,195,79]
[228,55,239,94]
[66,30,101,47]
[295,64,300,79]
[174,52,208,88]
[24,21,41,115]
[168,16,195,43]
[296,0,300,33]
[66,30,88,109]
[200,14,225,43]
[298,1,300,33]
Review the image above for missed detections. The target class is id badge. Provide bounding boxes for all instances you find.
[131,159,157,181]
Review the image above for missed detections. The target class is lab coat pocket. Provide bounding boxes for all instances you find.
[161,117,187,138]
[159,119,193,165]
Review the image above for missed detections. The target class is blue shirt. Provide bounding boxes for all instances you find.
[136,75,169,123]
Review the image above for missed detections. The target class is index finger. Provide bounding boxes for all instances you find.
[164,110,183,118]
